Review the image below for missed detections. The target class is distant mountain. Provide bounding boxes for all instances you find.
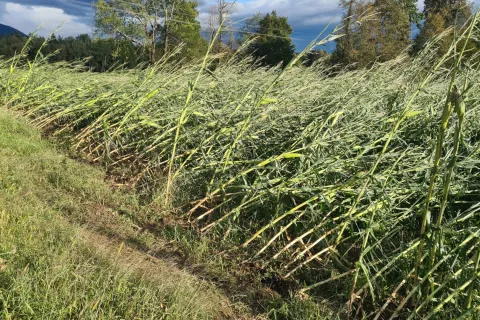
[0,24,27,37]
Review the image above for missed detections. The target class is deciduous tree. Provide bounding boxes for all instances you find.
[94,0,205,63]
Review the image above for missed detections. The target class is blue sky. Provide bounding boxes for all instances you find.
[0,0,463,51]
[0,0,343,51]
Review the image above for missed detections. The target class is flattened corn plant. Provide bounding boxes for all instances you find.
[1,15,480,319]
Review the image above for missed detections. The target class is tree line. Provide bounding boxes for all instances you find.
[0,0,477,71]
[333,0,476,67]
[0,33,146,72]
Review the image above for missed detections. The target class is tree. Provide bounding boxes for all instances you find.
[241,13,263,42]
[206,5,218,46]
[94,0,205,63]
[246,11,295,67]
[333,0,415,67]
[334,0,357,65]
[374,0,411,61]
[401,0,424,27]
[355,1,380,66]
[413,0,472,53]
[165,0,208,60]
[0,33,146,72]
[94,0,162,63]
[302,49,329,67]
[217,0,233,52]
[424,0,471,21]
[204,0,234,54]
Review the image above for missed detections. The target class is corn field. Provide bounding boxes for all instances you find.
[1,15,480,319]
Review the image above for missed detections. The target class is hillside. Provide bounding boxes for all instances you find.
[0,23,26,37]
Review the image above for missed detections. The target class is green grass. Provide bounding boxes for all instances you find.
[0,109,236,319]
[1,14,480,318]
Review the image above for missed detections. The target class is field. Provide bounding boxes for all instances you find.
[1,17,480,319]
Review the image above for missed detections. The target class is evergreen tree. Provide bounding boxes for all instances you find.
[402,0,424,26]
[356,1,380,66]
[241,13,263,42]
[246,11,295,67]
[375,0,412,61]
[413,0,472,53]
[166,0,208,60]
[333,0,414,67]
[333,0,357,65]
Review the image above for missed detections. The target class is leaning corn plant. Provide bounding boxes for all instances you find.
[1,9,480,320]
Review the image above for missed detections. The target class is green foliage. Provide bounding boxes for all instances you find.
[266,296,340,320]
[375,0,412,60]
[0,34,145,72]
[94,0,206,62]
[0,34,26,58]
[94,0,161,62]
[424,0,471,19]
[400,0,424,26]
[167,0,208,61]
[413,0,473,54]
[245,11,295,67]
[241,13,263,40]
[333,0,413,67]
[333,0,356,65]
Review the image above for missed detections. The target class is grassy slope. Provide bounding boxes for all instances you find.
[0,108,237,319]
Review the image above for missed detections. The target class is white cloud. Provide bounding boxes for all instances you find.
[199,0,480,30]
[200,0,342,28]
[3,0,479,48]
[0,2,92,37]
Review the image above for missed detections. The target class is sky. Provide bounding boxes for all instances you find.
[0,0,345,51]
[0,0,475,51]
